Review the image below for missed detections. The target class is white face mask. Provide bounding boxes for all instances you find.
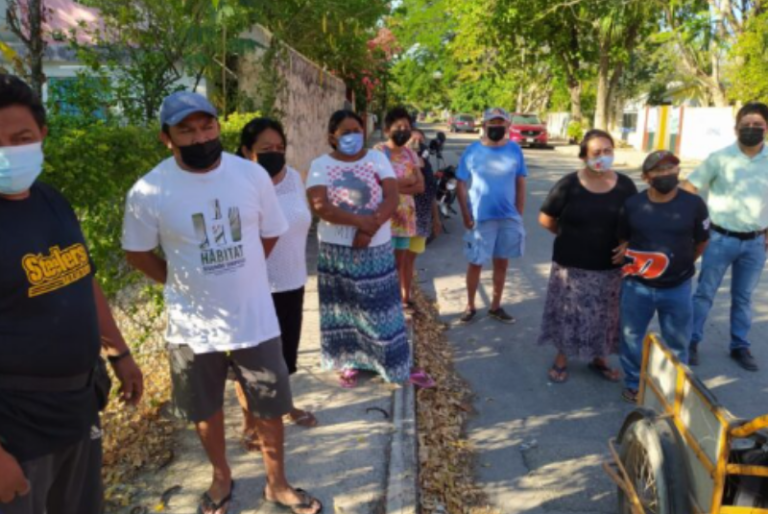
[0,143,44,195]
[586,155,614,173]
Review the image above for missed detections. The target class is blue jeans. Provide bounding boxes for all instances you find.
[620,279,692,390]
[691,231,766,350]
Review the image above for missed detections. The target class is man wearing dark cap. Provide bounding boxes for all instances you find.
[122,91,322,514]
[614,150,710,403]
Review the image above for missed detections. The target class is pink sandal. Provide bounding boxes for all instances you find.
[409,369,435,389]
[340,369,359,388]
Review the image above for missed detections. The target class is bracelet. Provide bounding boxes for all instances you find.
[107,349,132,364]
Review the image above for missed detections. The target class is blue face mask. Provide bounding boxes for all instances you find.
[337,133,364,156]
[0,143,44,195]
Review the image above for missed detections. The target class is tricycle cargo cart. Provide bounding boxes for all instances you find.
[605,334,768,513]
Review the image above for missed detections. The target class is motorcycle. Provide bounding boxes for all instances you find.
[429,132,459,230]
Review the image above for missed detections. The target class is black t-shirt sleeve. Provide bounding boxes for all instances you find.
[540,173,574,217]
[693,196,711,243]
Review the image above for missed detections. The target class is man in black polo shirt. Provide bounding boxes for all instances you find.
[615,150,710,403]
[0,75,143,513]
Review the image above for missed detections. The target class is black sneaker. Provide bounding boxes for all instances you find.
[731,348,759,372]
[488,307,516,324]
[689,345,699,366]
[459,308,477,324]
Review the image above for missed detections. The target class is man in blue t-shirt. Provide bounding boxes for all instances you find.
[456,107,527,324]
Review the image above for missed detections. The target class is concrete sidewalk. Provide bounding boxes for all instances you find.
[119,231,418,514]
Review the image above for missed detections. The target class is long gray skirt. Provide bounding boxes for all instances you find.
[537,262,622,360]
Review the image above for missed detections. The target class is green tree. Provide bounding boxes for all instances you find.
[728,8,768,103]
[653,0,763,106]
[4,0,46,96]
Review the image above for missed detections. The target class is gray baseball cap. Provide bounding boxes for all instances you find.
[483,107,511,122]
[159,91,218,126]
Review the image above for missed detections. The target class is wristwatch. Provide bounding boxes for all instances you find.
[107,349,132,364]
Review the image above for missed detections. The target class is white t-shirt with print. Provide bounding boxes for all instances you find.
[121,153,288,354]
[306,149,396,247]
[267,167,311,293]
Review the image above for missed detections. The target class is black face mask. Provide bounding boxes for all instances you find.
[392,129,412,147]
[178,138,223,170]
[487,126,506,142]
[651,174,679,195]
[738,127,765,148]
[257,152,286,178]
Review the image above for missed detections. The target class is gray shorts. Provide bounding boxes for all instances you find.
[168,337,293,423]
[2,428,104,514]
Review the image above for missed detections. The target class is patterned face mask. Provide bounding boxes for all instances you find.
[586,155,614,173]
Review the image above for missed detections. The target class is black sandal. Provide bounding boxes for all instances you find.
[198,480,234,514]
[588,360,620,382]
[263,488,323,514]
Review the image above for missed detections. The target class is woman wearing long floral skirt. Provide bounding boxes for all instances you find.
[538,130,638,383]
[306,110,412,388]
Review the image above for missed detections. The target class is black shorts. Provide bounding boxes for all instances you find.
[168,337,293,423]
[3,428,104,514]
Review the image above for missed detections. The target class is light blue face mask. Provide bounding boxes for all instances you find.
[587,155,614,173]
[337,133,364,156]
[0,143,44,195]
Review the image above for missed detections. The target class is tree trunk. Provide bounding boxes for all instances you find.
[709,51,729,106]
[27,0,46,99]
[594,48,610,130]
[568,79,582,123]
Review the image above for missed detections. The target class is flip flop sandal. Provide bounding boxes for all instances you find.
[409,369,436,389]
[588,361,620,382]
[263,487,323,514]
[198,480,235,514]
[548,365,568,384]
[290,411,319,428]
[622,388,638,404]
[339,369,359,389]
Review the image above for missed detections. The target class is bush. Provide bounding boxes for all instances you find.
[567,120,585,144]
[42,113,260,298]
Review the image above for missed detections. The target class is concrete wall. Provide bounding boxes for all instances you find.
[678,107,734,160]
[546,112,571,140]
[239,25,348,174]
[626,105,735,160]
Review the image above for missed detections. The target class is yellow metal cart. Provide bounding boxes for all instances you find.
[605,334,768,513]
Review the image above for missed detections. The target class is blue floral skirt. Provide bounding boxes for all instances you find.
[538,262,622,360]
[317,241,412,383]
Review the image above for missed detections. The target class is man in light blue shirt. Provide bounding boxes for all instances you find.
[683,102,768,371]
[456,107,527,324]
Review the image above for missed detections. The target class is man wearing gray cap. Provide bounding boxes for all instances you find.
[122,92,322,514]
[456,107,527,324]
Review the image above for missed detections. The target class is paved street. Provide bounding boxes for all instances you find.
[417,124,768,514]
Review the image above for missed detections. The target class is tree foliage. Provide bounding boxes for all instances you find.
[728,7,768,104]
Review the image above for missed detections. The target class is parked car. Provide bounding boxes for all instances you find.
[449,114,477,133]
[509,113,548,147]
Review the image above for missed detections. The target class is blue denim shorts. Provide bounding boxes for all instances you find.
[391,236,411,251]
[463,218,525,265]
